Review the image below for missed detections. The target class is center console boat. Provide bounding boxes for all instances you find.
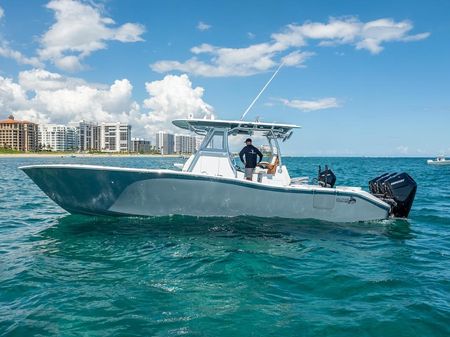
[20,118,417,222]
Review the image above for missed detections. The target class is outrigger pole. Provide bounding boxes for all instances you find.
[240,62,284,121]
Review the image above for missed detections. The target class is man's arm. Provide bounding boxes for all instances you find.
[239,148,245,164]
[255,147,263,163]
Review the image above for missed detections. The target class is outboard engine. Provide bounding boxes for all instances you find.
[318,165,336,188]
[369,172,397,194]
[369,172,417,218]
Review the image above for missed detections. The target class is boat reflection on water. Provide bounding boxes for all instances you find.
[39,214,412,245]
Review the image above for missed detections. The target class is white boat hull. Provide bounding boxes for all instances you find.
[20,164,390,223]
[427,160,450,166]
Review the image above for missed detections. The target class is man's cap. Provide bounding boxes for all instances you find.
[245,138,252,143]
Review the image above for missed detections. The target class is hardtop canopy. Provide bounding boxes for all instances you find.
[172,118,300,138]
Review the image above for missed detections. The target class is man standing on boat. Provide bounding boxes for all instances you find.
[239,138,263,181]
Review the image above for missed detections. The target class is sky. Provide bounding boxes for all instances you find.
[0,0,449,156]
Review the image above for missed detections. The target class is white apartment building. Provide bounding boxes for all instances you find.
[156,131,174,155]
[174,134,197,154]
[38,124,78,151]
[68,120,99,151]
[99,122,131,152]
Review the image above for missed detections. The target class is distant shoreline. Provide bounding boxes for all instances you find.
[0,153,182,158]
[0,153,434,159]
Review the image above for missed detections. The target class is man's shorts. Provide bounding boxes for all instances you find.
[245,168,254,179]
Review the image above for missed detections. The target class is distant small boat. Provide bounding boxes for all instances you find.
[427,156,450,166]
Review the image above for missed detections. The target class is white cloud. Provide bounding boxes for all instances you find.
[280,97,340,111]
[114,23,146,42]
[396,145,409,155]
[0,6,43,67]
[53,55,83,72]
[0,69,136,126]
[152,41,304,77]
[36,78,134,124]
[197,21,211,31]
[0,76,29,111]
[0,70,213,139]
[283,19,360,43]
[401,32,430,42]
[0,43,44,67]
[152,16,429,77]
[278,17,429,54]
[38,0,145,71]
[281,50,314,67]
[136,74,213,135]
[18,68,86,91]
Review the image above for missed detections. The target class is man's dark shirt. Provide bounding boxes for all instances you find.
[239,145,263,168]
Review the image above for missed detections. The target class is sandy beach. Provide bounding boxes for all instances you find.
[0,153,181,158]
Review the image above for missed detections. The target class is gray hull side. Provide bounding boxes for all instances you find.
[21,166,390,222]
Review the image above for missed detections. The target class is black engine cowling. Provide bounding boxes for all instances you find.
[369,172,417,218]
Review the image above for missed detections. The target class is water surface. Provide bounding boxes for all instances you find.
[1,157,449,336]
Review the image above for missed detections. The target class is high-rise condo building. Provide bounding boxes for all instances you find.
[156,131,174,155]
[99,122,131,152]
[131,138,152,153]
[174,134,197,154]
[38,124,78,151]
[68,120,99,151]
[0,115,38,152]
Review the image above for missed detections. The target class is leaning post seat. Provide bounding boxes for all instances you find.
[267,155,279,174]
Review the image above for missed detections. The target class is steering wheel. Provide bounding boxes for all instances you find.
[257,161,271,169]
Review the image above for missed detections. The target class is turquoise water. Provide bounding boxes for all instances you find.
[1,157,449,336]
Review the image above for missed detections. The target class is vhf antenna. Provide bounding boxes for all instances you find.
[240,62,284,121]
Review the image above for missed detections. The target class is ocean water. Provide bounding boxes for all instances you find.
[0,157,449,337]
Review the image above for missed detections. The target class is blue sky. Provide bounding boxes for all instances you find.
[0,0,449,156]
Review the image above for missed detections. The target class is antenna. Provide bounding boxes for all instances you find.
[240,62,284,121]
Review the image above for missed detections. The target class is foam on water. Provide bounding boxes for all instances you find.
[1,157,449,336]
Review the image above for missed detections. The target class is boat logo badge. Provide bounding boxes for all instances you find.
[336,196,357,204]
